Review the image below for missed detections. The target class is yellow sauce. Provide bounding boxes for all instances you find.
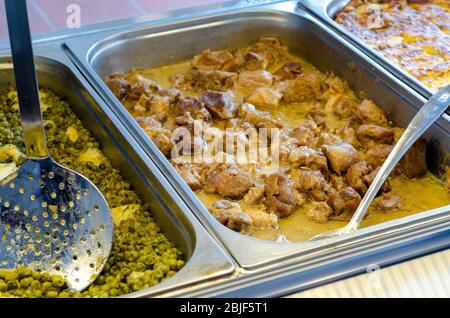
[125,52,450,242]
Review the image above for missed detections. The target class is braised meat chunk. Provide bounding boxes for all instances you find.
[247,87,282,110]
[290,123,318,148]
[288,147,328,175]
[209,200,252,233]
[136,116,174,156]
[357,124,394,145]
[106,75,131,100]
[175,69,237,92]
[330,187,362,220]
[346,161,371,195]
[246,37,287,67]
[274,62,303,82]
[191,49,234,71]
[398,138,427,179]
[363,166,392,194]
[293,169,330,202]
[358,99,388,126]
[173,96,212,122]
[205,165,254,200]
[199,90,242,120]
[237,70,273,89]
[264,172,297,218]
[364,144,394,167]
[238,103,282,129]
[306,202,334,224]
[323,143,359,174]
[373,192,403,212]
[277,73,324,103]
[134,93,169,116]
[246,209,279,231]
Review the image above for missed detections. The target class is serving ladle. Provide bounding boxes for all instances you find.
[0,0,113,291]
[309,85,450,241]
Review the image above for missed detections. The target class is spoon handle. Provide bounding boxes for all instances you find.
[346,85,450,231]
[5,0,48,158]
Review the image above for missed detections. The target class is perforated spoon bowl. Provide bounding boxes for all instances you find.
[308,85,450,242]
[0,0,113,291]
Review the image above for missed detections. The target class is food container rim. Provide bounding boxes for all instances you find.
[60,1,450,270]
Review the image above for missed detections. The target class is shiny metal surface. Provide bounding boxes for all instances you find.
[0,0,278,51]
[6,0,47,158]
[3,0,113,291]
[298,0,435,99]
[0,159,114,291]
[0,55,234,297]
[62,0,450,273]
[310,86,450,241]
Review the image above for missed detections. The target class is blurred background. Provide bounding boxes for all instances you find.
[0,0,233,38]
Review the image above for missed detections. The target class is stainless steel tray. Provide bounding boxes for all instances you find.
[0,55,235,297]
[298,0,438,98]
[61,1,450,272]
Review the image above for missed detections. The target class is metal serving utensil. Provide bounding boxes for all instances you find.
[309,85,450,241]
[0,0,113,291]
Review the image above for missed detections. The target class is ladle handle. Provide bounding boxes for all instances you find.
[346,85,450,231]
[5,0,48,158]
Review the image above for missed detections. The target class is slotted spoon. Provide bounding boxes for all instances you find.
[309,85,450,242]
[0,0,113,291]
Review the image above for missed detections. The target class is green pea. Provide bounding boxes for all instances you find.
[0,89,184,298]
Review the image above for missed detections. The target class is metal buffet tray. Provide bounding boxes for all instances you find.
[298,0,439,99]
[60,0,450,278]
[0,55,235,297]
[0,0,448,297]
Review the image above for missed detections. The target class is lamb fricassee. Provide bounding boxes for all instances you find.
[105,37,450,242]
